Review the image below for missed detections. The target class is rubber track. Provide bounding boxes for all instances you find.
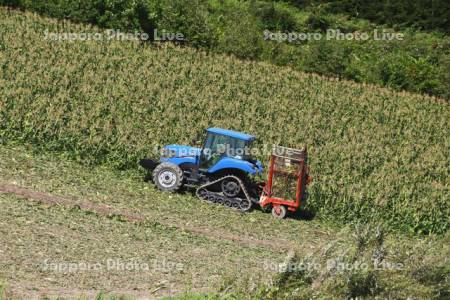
[195,175,252,212]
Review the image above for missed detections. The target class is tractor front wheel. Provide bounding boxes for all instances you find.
[271,205,287,219]
[152,162,183,192]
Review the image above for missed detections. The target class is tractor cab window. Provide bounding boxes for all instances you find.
[200,133,225,168]
[200,133,252,169]
[228,138,251,160]
[210,134,229,155]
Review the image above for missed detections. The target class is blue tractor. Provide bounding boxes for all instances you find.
[140,128,264,211]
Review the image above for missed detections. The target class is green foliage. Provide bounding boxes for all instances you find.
[254,225,450,299]
[1,0,449,99]
[0,282,5,300]
[305,11,332,32]
[216,9,264,59]
[0,0,20,8]
[251,1,298,32]
[157,0,215,48]
[322,0,450,33]
[18,0,100,23]
[1,9,449,235]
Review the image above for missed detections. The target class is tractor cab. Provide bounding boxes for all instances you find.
[198,128,262,173]
[161,128,263,176]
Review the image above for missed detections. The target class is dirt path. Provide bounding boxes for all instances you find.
[0,182,297,252]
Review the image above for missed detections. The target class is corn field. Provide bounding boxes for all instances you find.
[0,8,448,234]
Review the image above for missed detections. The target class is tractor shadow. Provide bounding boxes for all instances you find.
[143,171,152,182]
[289,208,316,221]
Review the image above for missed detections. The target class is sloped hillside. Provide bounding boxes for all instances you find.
[0,8,448,234]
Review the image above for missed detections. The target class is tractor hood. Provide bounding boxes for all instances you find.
[162,144,201,158]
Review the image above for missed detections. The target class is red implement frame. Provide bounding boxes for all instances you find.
[260,145,312,218]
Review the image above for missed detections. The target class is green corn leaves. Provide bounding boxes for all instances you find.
[0,8,448,234]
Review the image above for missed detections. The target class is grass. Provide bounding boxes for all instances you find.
[256,225,450,299]
[0,143,331,246]
[0,282,6,300]
[0,143,448,299]
[0,193,279,299]
[0,8,448,234]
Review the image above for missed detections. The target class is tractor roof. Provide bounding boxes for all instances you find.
[207,128,256,142]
